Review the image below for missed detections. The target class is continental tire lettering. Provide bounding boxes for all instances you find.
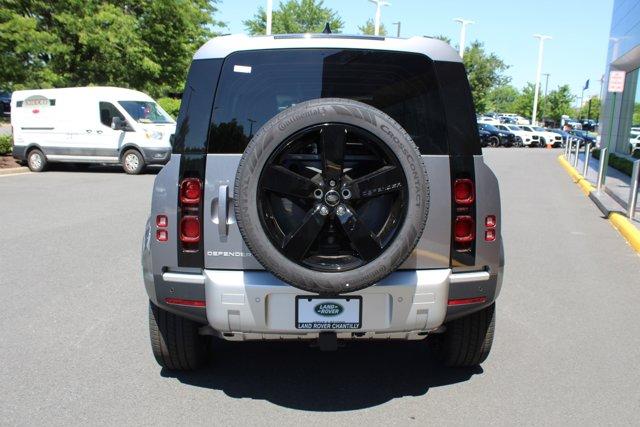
[277,107,326,131]
[380,124,423,207]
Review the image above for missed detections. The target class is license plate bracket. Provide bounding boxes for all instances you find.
[295,296,362,330]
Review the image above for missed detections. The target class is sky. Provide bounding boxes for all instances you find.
[217,0,615,107]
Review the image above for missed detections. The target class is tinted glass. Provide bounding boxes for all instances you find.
[208,49,448,154]
[98,102,125,127]
[173,59,223,154]
[432,61,481,156]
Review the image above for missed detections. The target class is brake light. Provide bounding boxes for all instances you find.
[485,229,496,241]
[156,229,168,242]
[485,215,496,228]
[454,216,475,243]
[164,297,206,307]
[448,296,486,306]
[180,178,202,205]
[156,215,168,228]
[454,179,475,205]
[180,216,200,243]
[484,215,497,242]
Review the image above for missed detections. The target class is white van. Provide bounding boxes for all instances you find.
[11,87,175,174]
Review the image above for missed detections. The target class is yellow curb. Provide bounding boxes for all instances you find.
[609,213,640,253]
[0,167,30,176]
[557,155,640,254]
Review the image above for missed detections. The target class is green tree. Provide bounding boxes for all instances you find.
[575,96,601,120]
[431,34,452,44]
[358,18,386,36]
[0,0,224,96]
[544,85,574,123]
[462,41,509,113]
[634,103,640,125]
[244,0,343,35]
[487,85,519,113]
[510,83,538,119]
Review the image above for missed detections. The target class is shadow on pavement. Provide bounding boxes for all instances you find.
[161,339,482,411]
[44,163,161,174]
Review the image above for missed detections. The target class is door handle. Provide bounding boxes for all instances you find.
[96,130,103,134]
[85,129,92,133]
[218,184,229,238]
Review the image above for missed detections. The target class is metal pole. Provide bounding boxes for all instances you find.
[532,35,551,125]
[628,160,640,219]
[573,141,580,168]
[266,0,273,35]
[566,138,572,158]
[393,21,401,37]
[454,18,474,59]
[597,147,607,193]
[582,142,592,178]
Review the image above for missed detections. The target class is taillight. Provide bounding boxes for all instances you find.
[155,214,168,242]
[454,216,475,243]
[484,215,497,242]
[156,215,168,228]
[180,216,200,243]
[485,215,496,228]
[454,179,475,205]
[180,178,202,205]
[156,229,168,242]
[164,297,206,307]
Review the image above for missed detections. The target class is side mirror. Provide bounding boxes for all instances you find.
[111,117,126,130]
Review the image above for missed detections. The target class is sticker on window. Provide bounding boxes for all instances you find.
[233,65,252,74]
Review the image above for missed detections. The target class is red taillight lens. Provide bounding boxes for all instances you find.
[180,215,200,243]
[454,215,475,243]
[454,179,475,205]
[164,297,206,307]
[156,215,168,228]
[485,229,496,241]
[180,178,202,205]
[156,229,168,242]
[448,296,487,306]
[485,215,496,228]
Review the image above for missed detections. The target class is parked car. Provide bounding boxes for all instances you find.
[498,116,517,124]
[547,128,582,147]
[0,90,11,116]
[11,87,175,174]
[478,123,516,147]
[568,129,597,146]
[477,116,501,125]
[478,128,493,147]
[629,133,640,152]
[143,33,504,370]
[519,125,562,147]
[581,119,598,131]
[499,113,530,125]
[495,124,530,146]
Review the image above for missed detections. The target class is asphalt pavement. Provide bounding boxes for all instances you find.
[1,149,639,426]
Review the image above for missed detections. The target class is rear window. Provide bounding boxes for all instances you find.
[208,49,450,155]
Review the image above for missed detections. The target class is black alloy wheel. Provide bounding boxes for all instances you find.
[257,123,408,273]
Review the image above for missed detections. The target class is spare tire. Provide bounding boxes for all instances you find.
[234,98,429,294]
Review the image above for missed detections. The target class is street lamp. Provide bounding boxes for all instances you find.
[453,18,474,58]
[392,21,401,38]
[541,73,550,121]
[266,0,273,35]
[532,34,552,125]
[369,0,390,36]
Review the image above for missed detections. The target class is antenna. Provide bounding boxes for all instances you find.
[322,22,332,34]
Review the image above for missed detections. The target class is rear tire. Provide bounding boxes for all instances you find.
[488,136,500,147]
[438,303,495,367]
[122,149,145,175]
[148,301,208,371]
[27,149,47,172]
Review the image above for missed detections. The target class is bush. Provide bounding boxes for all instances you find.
[591,148,635,176]
[0,135,12,155]
[157,97,181,120]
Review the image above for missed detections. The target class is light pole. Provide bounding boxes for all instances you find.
[266,0,273,35]
[532,34,552,125]
[541,73,550,123]
[454,18,474,58]
[369,0,390,36]
[392,21,401,38]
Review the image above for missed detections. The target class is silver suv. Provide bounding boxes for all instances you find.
[142,33,504,370]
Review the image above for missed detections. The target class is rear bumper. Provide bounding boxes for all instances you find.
[148,268,499,341]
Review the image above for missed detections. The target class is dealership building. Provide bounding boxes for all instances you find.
[600,0,640,155]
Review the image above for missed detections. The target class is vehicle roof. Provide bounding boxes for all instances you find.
[11,86,153,100]
[194,33,461,63]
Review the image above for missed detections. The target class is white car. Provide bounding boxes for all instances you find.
[499,113,530,125]
[495,124,532,146]
[630,134,640,152]
[11,87,175,174]
[519,125,562,147]
[478,116,501,125]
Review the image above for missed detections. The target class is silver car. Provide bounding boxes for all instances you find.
[142,33,504,370]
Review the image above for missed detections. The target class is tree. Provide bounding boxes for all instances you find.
[0,0,225,96]
[431,34,452,44]
[358,18,386,36]
[462,41,509,113]
[510,83,538,119]
[544,85,574,123]
[244,0,343,35]
[487,85,519,113]
[575,96,601,120]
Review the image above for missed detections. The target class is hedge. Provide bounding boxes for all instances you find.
[157,97,180,120]
[0,135,12,155]
[591,148,639,176]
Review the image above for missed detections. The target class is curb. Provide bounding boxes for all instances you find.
[0,167,30,176]
[557,155,640,254]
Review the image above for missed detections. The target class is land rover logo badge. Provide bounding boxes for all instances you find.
[314,302,343,316]
[324,190,340,206]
